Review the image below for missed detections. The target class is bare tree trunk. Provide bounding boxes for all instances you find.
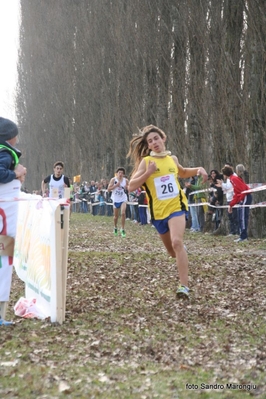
[186,0,209,167]
[244,0,266,237]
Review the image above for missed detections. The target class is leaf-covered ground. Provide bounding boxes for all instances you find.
[1,213,266,398]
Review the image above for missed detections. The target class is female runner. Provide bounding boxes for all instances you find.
[127,125,207,298]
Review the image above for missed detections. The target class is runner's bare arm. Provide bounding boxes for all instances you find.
[129,159,157,191]
[172,156,208,182]
[107,177,117,192]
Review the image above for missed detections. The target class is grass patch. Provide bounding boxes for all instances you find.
[1,213,266,398]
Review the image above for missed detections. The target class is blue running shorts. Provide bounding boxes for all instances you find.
[152,211,186,234]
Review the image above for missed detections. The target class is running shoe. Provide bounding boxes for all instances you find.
[0,319,12,326]
[114,228,118,236]
[176,285,190,299]
[120,229,126,238]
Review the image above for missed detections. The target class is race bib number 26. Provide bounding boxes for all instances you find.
[154,175,179,200]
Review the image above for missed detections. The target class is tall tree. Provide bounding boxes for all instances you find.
[244,0,266,236]
[16,0,266,236]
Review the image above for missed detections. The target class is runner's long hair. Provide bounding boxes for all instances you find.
[127,125,166,176]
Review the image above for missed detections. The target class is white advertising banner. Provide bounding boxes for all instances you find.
[13,193,69,323]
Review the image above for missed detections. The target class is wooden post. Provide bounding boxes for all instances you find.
[53,205,64,323]
[52,189,70,323]
[61,188,70,322]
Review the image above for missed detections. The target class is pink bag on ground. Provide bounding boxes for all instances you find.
[14,297,47,319]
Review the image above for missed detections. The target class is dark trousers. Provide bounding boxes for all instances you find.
[99,204,105,215]
[106,202,113,216]
[214,208,223,230]
[227,202,239,235]
[126,204,131,219]
[196,199,205,231]
[238,194,252,240]
[135,205,139,222]
[139,206,147,225]
[91,202,98,215]
[81,200,88,213]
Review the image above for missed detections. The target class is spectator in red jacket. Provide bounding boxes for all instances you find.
[221,166,252,242]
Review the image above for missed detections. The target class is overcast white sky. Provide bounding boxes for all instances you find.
[0,0,20,122]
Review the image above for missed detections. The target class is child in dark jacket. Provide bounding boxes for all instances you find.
[0,117,27,326]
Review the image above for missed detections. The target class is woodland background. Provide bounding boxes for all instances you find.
[15,0,266,235]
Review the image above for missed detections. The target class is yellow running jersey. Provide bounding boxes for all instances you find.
[143,155,188,220]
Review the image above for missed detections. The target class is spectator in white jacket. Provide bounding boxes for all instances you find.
[216,162,239,236]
